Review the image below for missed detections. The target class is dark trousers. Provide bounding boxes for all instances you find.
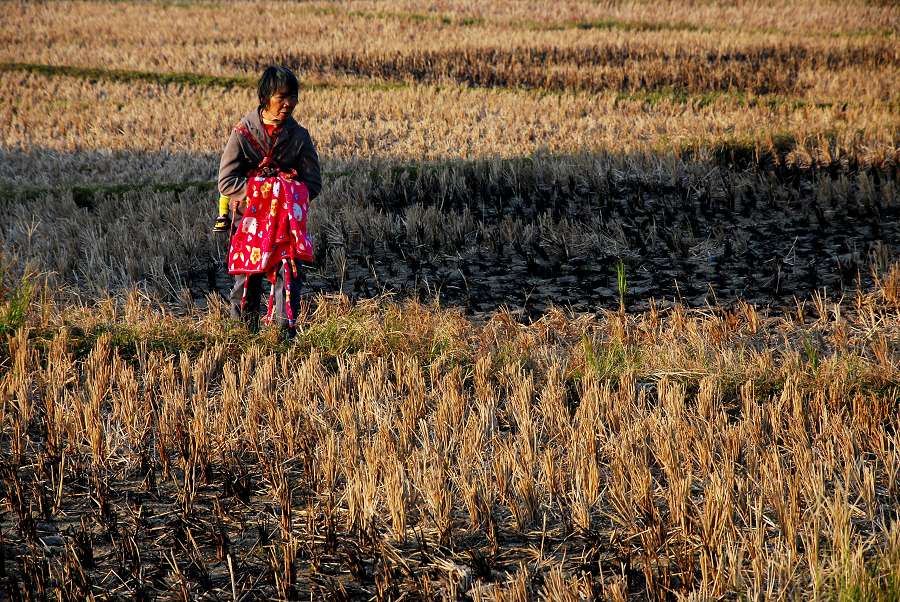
[229,263,303,331]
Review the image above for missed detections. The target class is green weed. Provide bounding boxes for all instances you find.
[297,313,367,356]
[616,259,627,313]
[802,335,819,371]
[582,334,633,382]
[829,559,900,602]
[0,277,33,338]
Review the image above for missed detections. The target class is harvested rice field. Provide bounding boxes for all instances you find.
[0,1,898,600]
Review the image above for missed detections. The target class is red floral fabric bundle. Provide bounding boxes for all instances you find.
[226,175,311,328]
[227,175,312,276]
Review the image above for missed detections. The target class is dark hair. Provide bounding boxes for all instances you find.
[257,66,299,107]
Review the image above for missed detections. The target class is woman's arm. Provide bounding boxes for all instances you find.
[298,130,322,200]
[218,129,250,201]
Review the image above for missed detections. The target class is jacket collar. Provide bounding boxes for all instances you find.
[242,108,299,150]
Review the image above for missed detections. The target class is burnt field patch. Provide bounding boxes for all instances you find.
[295,158,900,317]
[226,41,900,96]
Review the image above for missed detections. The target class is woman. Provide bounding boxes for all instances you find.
[218,66,322,336]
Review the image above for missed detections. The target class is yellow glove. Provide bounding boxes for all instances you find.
[213,194,230,232]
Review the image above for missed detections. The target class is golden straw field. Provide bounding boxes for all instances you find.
[1,0,899,599]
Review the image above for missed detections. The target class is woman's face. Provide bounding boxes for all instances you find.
[263,88,298,123]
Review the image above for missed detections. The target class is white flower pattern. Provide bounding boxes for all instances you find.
[241,217,258,235]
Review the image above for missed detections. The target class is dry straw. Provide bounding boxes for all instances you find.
[0,276,897,598]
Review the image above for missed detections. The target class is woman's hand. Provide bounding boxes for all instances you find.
[229,196,247,213]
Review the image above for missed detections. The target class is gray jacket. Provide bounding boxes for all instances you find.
[217,108,322,201]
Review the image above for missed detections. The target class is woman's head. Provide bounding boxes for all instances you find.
[257,66,299,124]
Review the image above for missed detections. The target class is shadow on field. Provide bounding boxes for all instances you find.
[0,146,220,190]
[3,147,898,317]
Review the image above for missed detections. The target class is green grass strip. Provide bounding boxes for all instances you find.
[527,17,709,33]
[309,6,484,27]
[307,5,710,34]
[0,62,254,89]
[5,61,882,110]
[1,179,218,206]
[2,157,562,204]
[0,62,409,92]
[9,60,881,113]
[613,88,836,110]
[3,171,348,206]
[299,4,895,38]
[533,18,893,38]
